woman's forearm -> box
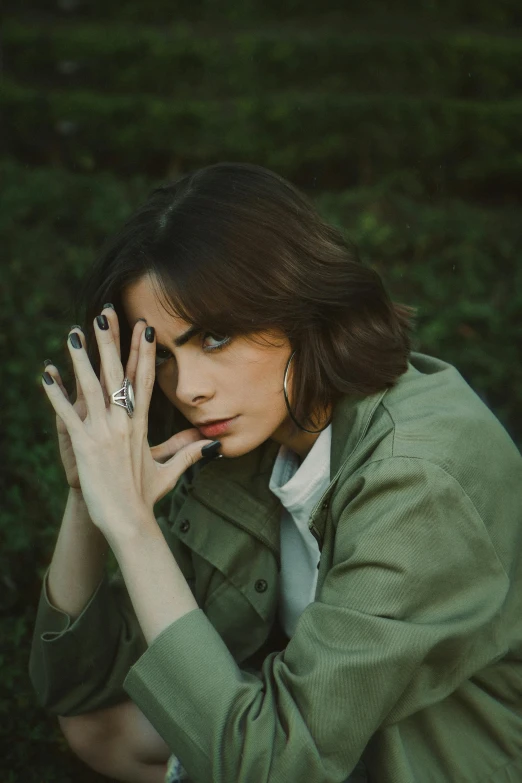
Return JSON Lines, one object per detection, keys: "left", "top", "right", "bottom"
{"left": 110, "top": 510, "right": 198, "bottom": 646}
{"left": 46, "top": 487, "right": 110, "bottom": 619}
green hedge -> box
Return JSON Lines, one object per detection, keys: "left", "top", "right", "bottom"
{"left": 5, "top": 0, "right": 522, "bottom": 25}
{"left": 4, "top": 21, "right": 522, "bottom": 100}
{"left": 2, "top": 79, "right": 522, "bottom": 195}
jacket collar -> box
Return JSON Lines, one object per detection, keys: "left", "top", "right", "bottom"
{"left": 329, "top": 389, "right": 387, "bottom": 480}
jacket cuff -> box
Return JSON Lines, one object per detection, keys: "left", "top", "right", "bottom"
{"left": 39, "top": 564, "right": 107, "bottom": 637}
{"left": 123, "top": 608, "right": 259, "bottom": 781}
{"left": 28, "top": 565, "right": 125, "bottom": 715}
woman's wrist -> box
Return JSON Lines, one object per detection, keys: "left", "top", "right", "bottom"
{"left": 68, "top": 485, "right": 85, "bottom": 503}
{"left": 67, "top": 486, "right": 96, "bottom": 525}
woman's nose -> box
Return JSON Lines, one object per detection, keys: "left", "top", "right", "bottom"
{"left": 174, "top": 363, "right": 213, "bottom": 405}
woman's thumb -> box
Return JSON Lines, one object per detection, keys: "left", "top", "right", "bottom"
{"left": 164, "top": 439, "right": 222, "bottom": 476}
{"left": 199, "top": 440, "right": 223, "bottom": 464}
{"left": 154, "top": 439, "right": 223, "bottom": 506}
{"left": 151, "top": 429, "right": 208, "bottom": 464}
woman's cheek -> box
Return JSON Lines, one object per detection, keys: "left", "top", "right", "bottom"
{"left": 156, "top": 366, "right": 178, "bottom": 404}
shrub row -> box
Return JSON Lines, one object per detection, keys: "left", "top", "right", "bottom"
{"left": 3, "top": 79, "right": 521, "bottom": 197}
{"left": 4, "top": 20, "right": 522, "bottom": 101}
{"left": 5, "top": 0, "right": 522, "bottom": 26}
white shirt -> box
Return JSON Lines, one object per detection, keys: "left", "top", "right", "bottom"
{"left": 268, "top": 424, "right": 332, "bottom": 638}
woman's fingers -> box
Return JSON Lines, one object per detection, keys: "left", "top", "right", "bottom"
{"left": 43, "top": 361, "right": 70, "bottom": 400}
{"left": 94, "top": 312, "right": 148, "bottom": 422}
{"left": 133, "top": 324, "right": 156, "bottom": 423}
{"left": 97, "top": 306, "right": 147, "bottom": 395}
{"left": 150, "top": 430, "right": 217, "bottom": 503}
{"left": 67, "top": 328, "right": 88, "bottom": 407}
{"left": 102, "top": 304, "right": 122, "bottom": 362}
{"left": 43, "top": 361, "right": 75, "bottom": 429}
{"left": 68, "top": 327, "right": 107, "bottom": 420}
{"left": 125, "top": 317, "right": 148, "bottom": 386}
{"left": 41, "top": 367, "right": 84, "bottom": 436}
{"left": 98, "top": 307, "right": 120, "bottom": 406}
{"left": 91, "top": 313, "right": 126, "bottom": 417}
{"left": 150, "top": 429, "right": 205, "bottom": 464}
{"left": 65, "top": 308, "right": 147, "bottom": 425}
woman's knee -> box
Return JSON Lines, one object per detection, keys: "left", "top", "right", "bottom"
{"left": 58, "top": 698, "right": 171, "bottom": 766}
{"left": 57, "top": 704, "right": 120, "bottom": 761}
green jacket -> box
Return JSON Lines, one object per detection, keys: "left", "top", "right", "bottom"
{"left": 29, "top": 351, "right": 522, "bottom": 783}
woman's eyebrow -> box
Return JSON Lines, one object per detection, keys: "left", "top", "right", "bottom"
{"left": 155, "top": 325, "right": 201, "bottom": 350}
{"left": 174, "top": 325, "right": 201, "bottom": 347}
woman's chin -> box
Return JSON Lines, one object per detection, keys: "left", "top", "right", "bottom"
{"left": 217, "top": 432, "right": 269, "bottom": 460}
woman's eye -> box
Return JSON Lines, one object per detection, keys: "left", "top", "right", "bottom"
{"left": 203, "top": 332, "right": 230, "bottom": 350}
{"left": 155, "top": 332, "right": 230, "bottom": 367}
{"left": 155, "top": 348, "right": 171, "bottom": 367}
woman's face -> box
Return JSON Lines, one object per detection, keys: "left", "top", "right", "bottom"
{"left": 121, "top": 275, "right": 307, "bottom": 459}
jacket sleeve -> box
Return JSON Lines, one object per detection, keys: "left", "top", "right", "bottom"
{"left": 28, "top": 474, "right": 196, "bottom": 717}
{"left": 122, "top": 457, "right": 510, "bottom": 783}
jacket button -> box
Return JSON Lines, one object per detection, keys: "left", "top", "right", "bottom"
{"left": 322, "top": 501, "right": 328, "bottom": 510}
{"left": 255, "top": 579, "right": 268, "bottom": 593}
{"left": 179, "top": 519, "right": 190, "bottom": 533}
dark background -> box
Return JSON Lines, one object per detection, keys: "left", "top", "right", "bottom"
{"left": 1, "top": 1, "right": 521, "bottom": 779}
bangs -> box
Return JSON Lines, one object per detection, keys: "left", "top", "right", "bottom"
{"left": 145, "top": 240, "right": 284, "bottom": 346}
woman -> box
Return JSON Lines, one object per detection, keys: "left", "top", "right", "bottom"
{"left": 30, "top": 162, "right": 522, "bottom": 783}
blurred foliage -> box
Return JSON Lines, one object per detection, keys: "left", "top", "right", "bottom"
{"left": 4, "top": 0, "right": 522, "bottom": 25}
{"left": 1, "top": 0, "right": 521, "bottom": 779}
{"left": 4, "top": 21, "right": 522, "bottom": 100}
{"left": 3, "top": 80, "right": 522, "bottom": 197}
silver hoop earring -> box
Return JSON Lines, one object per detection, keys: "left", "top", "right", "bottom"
{"left": 283, "top": 350, "right": 332, "bottom": 434}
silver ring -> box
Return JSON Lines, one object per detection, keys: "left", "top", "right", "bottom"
{"left": 110, "top": 377, "right": 135, "bottom": 418}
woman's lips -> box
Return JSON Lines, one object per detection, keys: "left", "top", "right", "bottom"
{"left": 198, "top": 416, "right": 238, "bottom": 438}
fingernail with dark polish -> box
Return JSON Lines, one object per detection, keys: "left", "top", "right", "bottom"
{"left": 43, "top": 359, "right": 53, "bottom": 368}
{"left": 201, "top": 441, "right": 222, "bottom": 459}
{"left": 70, "top": 332, "right": 82, "bottom": 349}
{"left": 96, "top": 314, "right": 109, "bottom": 330}
{"left": 102, "top": 302, "right": 114, "bottom": 310}
{"left": 42, "top": 372, "right": 54, "bottom": 385}
{"left": 145, "top": 326, "right": 155, "bottom": 343}
{"left": 70, "top": 324, "right": 83, "bottom": 332}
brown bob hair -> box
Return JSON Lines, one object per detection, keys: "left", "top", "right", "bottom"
{"left": 73, "top": 162, "right": 416, "bottom": 446}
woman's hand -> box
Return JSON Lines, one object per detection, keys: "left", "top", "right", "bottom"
{"left": 44, "top": 309, "right": 131, "bottom": 491}
{"left": 41, "top": 307, "right": 217, "bottom": 542}
{"left": 44, "top": 348, "right": 86, "bottom": 492}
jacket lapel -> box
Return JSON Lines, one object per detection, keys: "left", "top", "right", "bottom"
{"left": 190, "top": 437, "right": 282, "bottom": 564}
